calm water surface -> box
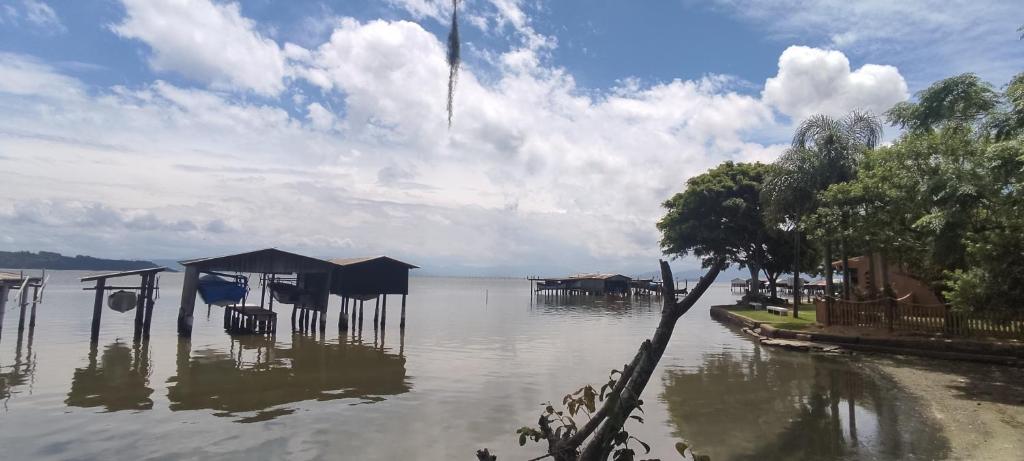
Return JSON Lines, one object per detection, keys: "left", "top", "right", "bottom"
{"left": 0, "top": 272, "right": 949, "bottom": 460}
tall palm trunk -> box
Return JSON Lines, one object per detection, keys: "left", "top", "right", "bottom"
{"left": 824, "top": 240, "right": 833, "bottom": 309}
{"left": 793, "top": 218, "right": 801, "bottom": 318}
{"left": 841, "top": 238, "right": 851, "bottom": 300}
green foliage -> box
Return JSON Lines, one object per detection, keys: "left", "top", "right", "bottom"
{"left": 658, "top": 161, "right": 771, "bottom": 269}
{"left": 887, "top": 74, "right": 998, "bottom": 133}
{"left": 515, "top": 369, "right": 677, "bottom": 460}
{"left": 815, "top": 72, "right": 1024, "bottom": 310}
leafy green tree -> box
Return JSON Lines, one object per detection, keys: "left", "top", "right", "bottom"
{"left": 763, "top": 112, "right": 882, "bottom": 313}
{"left": 812, "top": 72, "right": 1024, "bottom": 310}
{"left": 658, "top": 161, "right": 773, "bottom": 296}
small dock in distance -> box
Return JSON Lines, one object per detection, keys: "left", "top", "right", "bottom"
{"left": 527, "top": 274, "right": 667, "bottom": 297}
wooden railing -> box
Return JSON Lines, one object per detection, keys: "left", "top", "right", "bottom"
{"left": 821, "top": 298, "right": 1024, "bottom": 339}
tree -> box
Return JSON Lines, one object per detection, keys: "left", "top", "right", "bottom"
{"left": 763, "top": 112, "right": 882, "bottom": 313}
{"left": 657, "top": 161, "right": 772, "bottom": 299}
{"left": 810, "top": 72, "right": 1024, "bottom": 310}
{"left": 482, "top": 261, "right": 724, "bottom": 461}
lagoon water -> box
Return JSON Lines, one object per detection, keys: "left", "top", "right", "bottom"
{"left": 0, "top": 271, "right": 949, "bottom": 460}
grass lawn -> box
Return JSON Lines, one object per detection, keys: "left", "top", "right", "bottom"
{"left": 725, "top": 305, "right": 818, "bottom": 331}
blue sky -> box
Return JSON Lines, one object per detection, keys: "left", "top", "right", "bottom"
{"left": 0, "top": 0, "right": 1021, "bottom": 276}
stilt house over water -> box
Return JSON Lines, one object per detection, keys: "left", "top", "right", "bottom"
{"left": 175, "top": 249, "right": 417, "bottom": 337}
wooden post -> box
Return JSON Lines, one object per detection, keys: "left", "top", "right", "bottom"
{"left": 134, "top": 275, "right": 148, "bottom": 337}
{"left": 374, "top": 296, "right": 380, "bottom": 328}
{"left": 320, "top": 271, "right": 331, "bottom": 332}
{"left": 351, "top": 298, "right": 357, "bottom": 330}
{"left": 29, "top": 285, "right": 39, "bottom": 329}
{"left": 0, "top": 285, "right": 8, "bottom": 343}
{"left": 177, "top": 266, "right": 199, "bottom": 337}
{"left": 339, "top": 297, "right": 348, "bottom": 330}
{"left": 143, "top": 275, "right": 157, "bottom": 337}
{"left": 17, "top": 282, "right": 28, "bottom": 332}
{"left": 359, "top": 300, "right": 364, "bottom": 326}
{"left": 381, "top": 294, "right": 387, "bottom": 328}
{"left": 400, "top": 294, "right": 406, "bottom": 329}
{"left": 91, "top": 279, "right": 106, "bottom": 342}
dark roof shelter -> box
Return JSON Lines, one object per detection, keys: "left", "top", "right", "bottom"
{"left": 329, "top": 256, "right": 419, "bottom": 297}
{"left": 176, "top": 249, "right": 418, "bottom": 338}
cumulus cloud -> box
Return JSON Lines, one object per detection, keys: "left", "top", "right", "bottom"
{"left": 713, "top": 0, "right": 1023, "bottom": 85}
{"left": 112, "top": 0, "right": 292, "bottom": 96}
{"left": 0, "top": 10, "right": 911, "bottom": 273}
{"left": 0, "top": 0, "right": 64, "bottom": 33}
{"left": 763, "top": 45, "right": 908, "bottom": 120}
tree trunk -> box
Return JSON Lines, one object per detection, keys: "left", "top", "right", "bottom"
{"left": 748, "top": 264, "right": 760, "bottom": 299}
{"left": 841, "top": 238, "right": 851, "bottom": 300}
{"left": 879, "top": 252, "right": 892, "bottom": 297}
{"left": 867, "top": 250, "right": 878, "bottom": 297}
{"left": 824, "top": 240, "right": 833, "bottom": 311}
{"left": 577, "top": 259, "right": 724, "bottom": 460}
{"left": 793, "top": 220, "right": 801, "bottom": 318}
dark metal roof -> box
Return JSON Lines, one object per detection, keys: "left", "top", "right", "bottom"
{"left": 329, "top": 256, "right": 419, "bottom": 269}
{"left": 179, "top": 248, "right": 337, "bottom": 274}
{"left": 81, "top": 267, "right": 168, "bottom": 282}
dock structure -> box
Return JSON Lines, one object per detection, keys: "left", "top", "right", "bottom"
{"left": 529, "top": 274, "right": 638, "bottom": 296}
{"left": 81, "top": 267, "right": 167, "bottom": 343}
{"left": 175, "top": 249, "right": 417, "bottom": 338}
{"left": 329, "top": 256, "right": 418, "bottom": 331}
{"left": 1, "top": 271, "right": 46, "bottom": 338}
{"left": 178, "top": 249, "right": 336, "bottom": 337}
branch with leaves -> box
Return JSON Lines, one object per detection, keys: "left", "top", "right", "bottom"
{"left": 478, "top": 259, "right": 724, "bottom": 461}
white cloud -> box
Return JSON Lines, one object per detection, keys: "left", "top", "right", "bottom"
{"left": 763, "top": 45, "right": 908, "bottom": 120}
{"left": 0, "top": 52, "right": 83, "bottom": 99}
{"left": 0, "top": 11, "right": 911, "bottom": 274}
{"left": 0, "top": 0, "right": 64, "bottom": 33}
{"left": 112, "top": 0, "right": 291, "bottom": 96}
{"left": 306, "top": 102, "right": 337, "bottom": 130}
{"left": 713, "top": 0, "right": 1023, "bottom": 86}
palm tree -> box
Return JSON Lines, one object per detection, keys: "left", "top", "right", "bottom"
{"left": 763, "top": 111, "right": 882, "bottom": 315}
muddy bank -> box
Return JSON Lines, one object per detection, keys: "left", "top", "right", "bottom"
{"left": 877, "top": 357, "right": 1024, "bottom": 460}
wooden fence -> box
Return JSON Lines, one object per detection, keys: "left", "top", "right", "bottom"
{"left": 820, "top": 298, "right": 1024, "bottom": 339}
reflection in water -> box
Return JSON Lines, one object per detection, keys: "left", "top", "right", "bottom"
{"left": 1, "top": 326, "right": 37, "bottom": 407}
{"left": 531, "top": 292, "right": 658, "bottom": 316}
{"left": 65, "top": 341, "right": 154, "bottom": 411}
{"left": 660, "top": 347, "right": 950, "bottom": 460}
{"left": 167, "top": 332, "right": 410, "bottom": 422}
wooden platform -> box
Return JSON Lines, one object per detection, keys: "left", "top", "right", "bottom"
{"left": 224, "top": 304, "right": 277, "bottom": 335}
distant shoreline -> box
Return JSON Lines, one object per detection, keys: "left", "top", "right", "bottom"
{"left": 0, "top": 250, "right": 164, "bottom": 272}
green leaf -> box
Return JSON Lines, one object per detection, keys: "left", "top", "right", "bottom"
{"left": 675, "top": 442, "right": 689, "bottom": 455}
{"left": 629, "top": 415, "right": 644, "bottom": 424}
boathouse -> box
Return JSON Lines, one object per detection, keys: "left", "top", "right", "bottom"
{"left": 329, "top": 256, "right": 418, "bottom": 329}
{"left": 176, "top": 249, "right": 418, "bottom": 337}
{"left": 177, "top": 248, "right": 338, "bottom": 337}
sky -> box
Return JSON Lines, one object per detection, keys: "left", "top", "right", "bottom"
{"left": 0, "top": 0, "right": 1021, "bottom": 276}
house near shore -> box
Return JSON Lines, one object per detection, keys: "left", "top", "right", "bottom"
{"left": 832, "top": 255, "right": 941, "bottom": 304}
{"left": 569, "top": 274, "right": 631, "bottom": 295}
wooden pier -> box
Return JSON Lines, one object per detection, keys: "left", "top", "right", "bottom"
{"left": 1, "top": 270, "right": 47, "bottom": 338}
{"left": 175, "top": 249, "right": 417, "bottom": 338}
{"left": 81, "top": 267, "right": 167, "bottom": 343}
{"left": 528, "top": 274, "right": 666, "bottom": 297}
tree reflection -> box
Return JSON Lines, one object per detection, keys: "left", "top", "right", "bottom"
{"left": 167, "top": 333, "right": 410, "bottom": 422}
{"left": 660, "top": 347, "right": 949, "bottom": 460}
{"left": 65, "top": 341, "right": 153, "bottom": 411}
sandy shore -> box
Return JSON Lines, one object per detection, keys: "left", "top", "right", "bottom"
{"left": 876, "top": 356, "right": 1024, "bottom": 460}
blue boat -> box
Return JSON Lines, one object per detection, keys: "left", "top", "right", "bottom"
{"left": 197, "top": 274, "right": 247, "bottom": 306}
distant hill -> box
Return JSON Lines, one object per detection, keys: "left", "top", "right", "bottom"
{"left": 0, "top": 251, "right": 160, "bottom": 271}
